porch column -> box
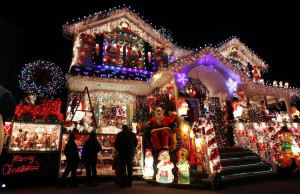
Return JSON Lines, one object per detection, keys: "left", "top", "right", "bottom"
{"left": 284, "top": 96, "right": 292, "bottom": 122}
{"left": 263, "top": 96, "right": 268, "bottom": 105}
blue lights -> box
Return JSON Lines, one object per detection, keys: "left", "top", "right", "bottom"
{"left": 69, "top": 65, "right": 153, "bottom": 81}
{"left": 101, "top": 65, "right": 152, "bottom": 75}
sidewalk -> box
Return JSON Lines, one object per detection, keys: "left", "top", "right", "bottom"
{"left": 1, "top": 179, "right": 300, "bottom": 194}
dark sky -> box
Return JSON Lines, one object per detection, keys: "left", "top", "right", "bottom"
{"left": 1, "top": 0, "right": 300, "bottom": 99}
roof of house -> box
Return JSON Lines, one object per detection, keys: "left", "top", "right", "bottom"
{"left": 64, "top": 6, "right": 300, "bottom": 99}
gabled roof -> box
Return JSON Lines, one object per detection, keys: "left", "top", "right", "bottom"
{"left": 216, "top": 37, "right": 269, "bottom": 71}
{"left": 167, "top": 47, "right": 252, "bottom": 83}
{"left": 63, "top": 7, "right": 193, "bottom": 60}
{"left": 64, "top": 7, "right": 300, "bottom": 99}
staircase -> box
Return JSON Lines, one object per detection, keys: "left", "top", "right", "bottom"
{"left": 218, "top": 146, "right": 277, "bottom": 187}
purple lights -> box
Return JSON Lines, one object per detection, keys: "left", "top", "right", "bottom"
{"left": 103, "top": 65, "right": 153, "bottom": 75}
{"left": 69, "top": 65, "right": 153, "bottom": 81}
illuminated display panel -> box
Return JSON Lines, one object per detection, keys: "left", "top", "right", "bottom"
{"left": 8, "top": 122, "right": 61, "bottom": 152}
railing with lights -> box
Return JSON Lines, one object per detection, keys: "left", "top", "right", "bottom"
{"left": 69, "top": 65, "right": 154, "bottom": 81}
{"left": 233, "top": 121, "right": 300, "bottom": 171}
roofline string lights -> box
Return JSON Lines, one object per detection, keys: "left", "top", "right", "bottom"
{"left": 62, "top": 6, "right": 194, "bottom": 52}
{"left": 64, "top": 6, "right": 300, "bottom": 102}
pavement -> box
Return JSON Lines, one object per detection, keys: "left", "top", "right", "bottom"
{"left": 1, "top": 178, "right": 300, "bottom": 194}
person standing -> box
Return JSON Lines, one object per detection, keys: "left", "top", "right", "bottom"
{"left": 112, "top": 150, "right": 121, "bottom": 185}
{"left": 0, "top": 85, "right": 16, "bottom": 122}
{"left": 81, "top": 131, "right": 102, "bottom": 186}
{"left": 0, "top": 85, "right": 16, "bottom": 155}
{"left": 59, "top": 133, "right": 80, "bottom": 187}
{"left": 114, "top": 125, "right": 138, "bottom": 188}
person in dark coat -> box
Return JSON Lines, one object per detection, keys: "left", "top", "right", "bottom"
{"left": 81, "top": 131, "right": 102, "bottom": 186}
{"left": 114, "top": 125, "right": 138, "bottom": 188}
{"left": 112, "top": 150, "right": 121, "bottom": 185}
{"left": 0, "top": 85, "right": 16, "bottom": 122}
{"left": 59, "top": 133, "right": 80, "bottom": 187}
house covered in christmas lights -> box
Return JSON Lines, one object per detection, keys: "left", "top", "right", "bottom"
{"left": 61, "top": 6, "right": 300, "bottom": 186}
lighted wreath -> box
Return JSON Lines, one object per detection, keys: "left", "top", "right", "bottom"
{"left": 18, "top": 60, "right": 66, "bottom": 98}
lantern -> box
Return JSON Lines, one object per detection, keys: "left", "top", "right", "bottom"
{"left": 178, "top": 99, "right": 188, "bottom": 116}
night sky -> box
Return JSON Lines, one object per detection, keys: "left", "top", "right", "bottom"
{"left": 1, "top": 0, "right": 299, "bottom": 103}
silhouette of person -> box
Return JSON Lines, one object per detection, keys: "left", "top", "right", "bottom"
{"left": 81, "top": 131, "right": 102, "bottom": 186}
{"left": 0, "top": 85, "right": 16, "bottom": 122}
{"left": 114, "top": 125, "right": 138, "bottom": 188}
{"left": 0, "top": 85, "right": 16, "bottom": 156}
{"left": 112, "top": 150, "right": 122, "bottom": 185}
{"left": 59, "top": 133, "right": 80, "bottom": 187}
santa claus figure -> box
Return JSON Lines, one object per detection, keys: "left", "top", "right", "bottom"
{"left": 147, "top": 107, "right": 177, "bottom": 150}
{"left": 143, "top": 149, "right": 154, "bottom": 180}
{"left": 156, "top": 150, "right": 174, "bottom": 183}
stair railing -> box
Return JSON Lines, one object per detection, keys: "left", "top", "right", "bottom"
{"left": 232, "top": 121, "right": 300, "bottom": 172}
{"left": 191, "top": 117, "right": 222, "bottom": 184}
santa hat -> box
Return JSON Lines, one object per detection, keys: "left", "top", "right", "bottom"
{"left": 158, "top": 150, "right": 168, "bottom": 158}
{"left": 145, "top": 149, "right": 152, "bottom": 157}
{"left": 63, "top": 120, "right": 73, "bottom": 127}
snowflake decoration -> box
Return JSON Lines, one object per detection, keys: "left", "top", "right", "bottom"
{"left": 176, "top": 73, "right": 188, "bottom": 86}
{"left": 226, "top": 78, "right": 237, "bottom": 92}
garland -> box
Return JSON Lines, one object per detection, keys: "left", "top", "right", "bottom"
{"left": 18, "top": 60, "right": 66, "bottom": 98}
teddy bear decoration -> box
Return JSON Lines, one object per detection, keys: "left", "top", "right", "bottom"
{"left": 176, "top": 147, "right": 190, "bottom": 184}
